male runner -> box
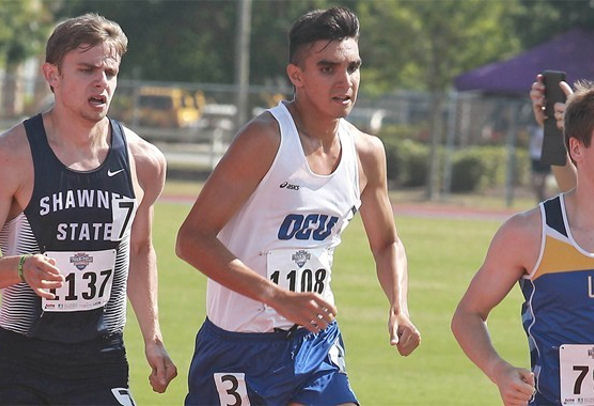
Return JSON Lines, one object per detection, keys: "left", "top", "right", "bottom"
{"left": 0, "top": 13, "right": 176, "bottom": 404}
{"left": 177, "top": 7, "right": 420, "bottom": 405}
{"left": 453, "top": 82, "right": 594, "bottom": 405}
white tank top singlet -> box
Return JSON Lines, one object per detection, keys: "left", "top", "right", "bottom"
{"left": 207, "top": 101, "right": 361, "bottom": 332}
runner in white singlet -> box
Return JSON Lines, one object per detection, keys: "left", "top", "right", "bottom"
{"left": 177, "top": 7, "right": 420, "bottom": 406}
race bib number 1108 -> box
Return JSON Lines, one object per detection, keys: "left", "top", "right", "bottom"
{"left": 267, "top": 247, "right": 332, "bottom": 300}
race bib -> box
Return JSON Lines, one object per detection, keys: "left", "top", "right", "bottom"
{"left": 42, "top": 249, "right": 116, "bottom": 312}
{"left": 266, "top": 247, "right": 333, "bottom": 303}
{"left": 560, "top": 344, "right": 594, "bottom": 405}
{"left": 214, "top": 373, "right": 250, "bottom": 406}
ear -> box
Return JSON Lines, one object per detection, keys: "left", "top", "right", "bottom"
{"left": 286, "top": 63, "right": 304, "bottom": 88}
{"left": 568, "top": 136, "right": 583, "bottom": 164}
{"left": 42, "top": 62, "right": 59, "bottom": 89}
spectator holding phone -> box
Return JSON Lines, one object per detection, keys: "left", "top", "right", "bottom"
{"left": 529, "top": 74, "right": 577, "bottom": 191}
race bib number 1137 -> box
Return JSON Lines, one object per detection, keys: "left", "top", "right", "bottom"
{"left": 42, "top": 249, "right": 116, "bottom": 312}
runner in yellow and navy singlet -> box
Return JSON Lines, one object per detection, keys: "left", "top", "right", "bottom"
{"left": 521, "top": 195, "right": 594, "bottom": 404}
{"left": 453, "top": 82, "right": 594, "bottom": 406}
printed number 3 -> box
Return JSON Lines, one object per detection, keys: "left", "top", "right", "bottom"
{"left": 214, "top": 373, "right": 250, "bottom": 406}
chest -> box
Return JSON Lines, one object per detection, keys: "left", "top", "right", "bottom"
{"left": 529, "top": 270, "right": 594, "bottom": 310}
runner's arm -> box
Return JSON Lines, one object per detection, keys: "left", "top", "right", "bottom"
{"left": 126, "top": 138, "right": 177, "bottom": 393}
{"left": 357, "top": 133, "right": 420, "bottom": 356}
{"left": 0, "top": 126, "right": 63, "bottom": 295}
{"left": 451, "top": 211, "right": 538, "bottom": 404}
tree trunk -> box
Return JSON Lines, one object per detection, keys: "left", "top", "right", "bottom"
{"left": 1, "top": 63, "right": 23, "bottom": 118}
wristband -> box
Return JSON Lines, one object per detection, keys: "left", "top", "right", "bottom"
{"left": 17, "top": 254, "right": 30, "bottom": 283}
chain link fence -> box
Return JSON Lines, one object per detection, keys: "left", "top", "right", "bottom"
{"left": 0, "top": 73, "right": 541, "bottom": 204}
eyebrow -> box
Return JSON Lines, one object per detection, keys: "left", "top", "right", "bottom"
{"left": 77, "top": 62, "right": 119, "bottom": 72}
{"left": 317, "top": 59, "right": 362, "bottom": 67}
{"left": 77, "top": 62, "right": 101, "bottom": 69}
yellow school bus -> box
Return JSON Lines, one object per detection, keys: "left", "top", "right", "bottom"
{"left": 136, "top": 86, "right": 204, "bottom": 128}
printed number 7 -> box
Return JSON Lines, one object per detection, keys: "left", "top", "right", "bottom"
{"left": 118, "top": 201, "right": 134, "bottom": 239}
{"left": 573, "top": 365, "right": 591, "bottom": 395}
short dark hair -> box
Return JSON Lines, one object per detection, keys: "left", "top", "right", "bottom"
{"left": 564, "top": 81, "right": 594, "bottom": 164}
{"left": 46, "top": 13, "right": 128, "bottom": 69}
{"left": 289, "top": 7, "right": 359, "bottom": 65}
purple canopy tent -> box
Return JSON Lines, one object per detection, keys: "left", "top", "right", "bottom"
{"left": 454, "top": 29, "right": 594, "bottom": 94}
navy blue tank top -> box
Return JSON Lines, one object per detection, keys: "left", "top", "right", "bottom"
{"left": 14, "top": 114, "right": 137, "bottom": 343}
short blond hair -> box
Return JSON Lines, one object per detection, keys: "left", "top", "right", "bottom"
{"left": 46, "top": 13, "right": 127, "bottom": 69}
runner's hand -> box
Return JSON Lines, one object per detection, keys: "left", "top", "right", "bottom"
{"left": 492, "top": 361, "right": 535, "bottom": 406}
{"left": 21, "top": 254, "right": 64, "bottom": 299}
{"left": 388, "top": 309, "right": 420, "bottom": 356}
{"left": 146, "top": 340, "right": 177, "bottom": 393}
{"left": 272, "top": 290, "right": 337, "bottom": 334}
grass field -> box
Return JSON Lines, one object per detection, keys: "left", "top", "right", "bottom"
{"left": 122, "top": 189, "right": 531, "bottom": 405}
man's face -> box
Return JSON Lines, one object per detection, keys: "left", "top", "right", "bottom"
{"left": 46, "top": 42, "right": 120, "bottom": 123}
{"left": 291, "top": 37, "right": 361, "bottom": 119}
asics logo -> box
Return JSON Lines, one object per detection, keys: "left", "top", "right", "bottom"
{"left": 107, "top": 168, "right": 125, "bottom": 177}
{"left": 280, "top": 181, "right": 300, "bottom": 190}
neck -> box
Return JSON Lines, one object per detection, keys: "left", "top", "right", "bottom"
{"left": 287, "top": 99, "right": 340, "bottom": 146}
{"left": 566, "top": 184, "right": 594, "bottom": 228}
{"left": 44, "top": 107, "right": 110, "bottom": 149}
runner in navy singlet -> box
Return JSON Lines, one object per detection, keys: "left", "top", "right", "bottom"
{"left": 0, "top": 13, "right": 176, "bottom": 404}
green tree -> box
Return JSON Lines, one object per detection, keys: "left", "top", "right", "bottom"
{"left": 249, "top": 0, "right": 336, "bottom": 88}
{"left": 0, "top": 0, "right": 52, "bottom": 116}
{"left": 513, "top": 0, "right": 594, "bottom": 49}
{"left": 55, "top": 0, "right": 237, "bottom": 83}
{"left": 55, "top": 0, "right": 356, "bottom": 86}
{"left": 358, "top": 0, "right": 522, "bottom": 199}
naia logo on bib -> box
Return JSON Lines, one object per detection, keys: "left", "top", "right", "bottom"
{"left": 69, "top": 252, "right": 93, "bottom": 270}
{"left": 292, "top": 250, "right": 311, "bottom": 267}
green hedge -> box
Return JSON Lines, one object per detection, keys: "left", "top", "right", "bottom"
{"left": 384, "top": 138, "right": 429, "bottom": 187}
{"left": 382, "top": 139, "right": 529, "bottom": 193}
{"left": 450, "top": 153, "right": 485, "bottom": 192}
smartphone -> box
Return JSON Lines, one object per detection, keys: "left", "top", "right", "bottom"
{"left": 541, "top": 70, "right": 567, "bottom": 165}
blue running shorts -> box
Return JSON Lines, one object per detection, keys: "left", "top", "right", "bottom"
{"left": 185, "top": 318, "right": 359, "bottom": 406}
